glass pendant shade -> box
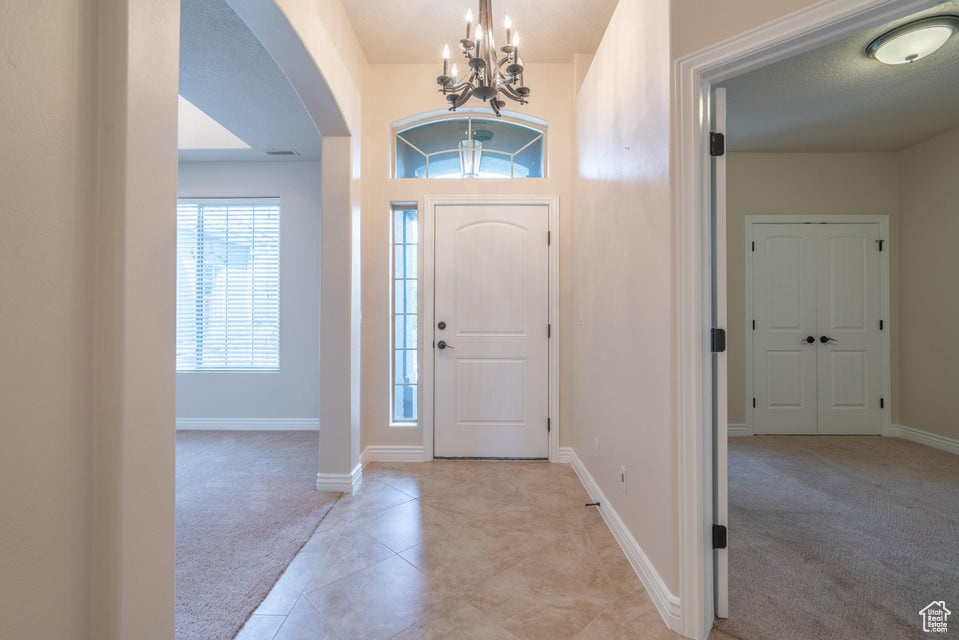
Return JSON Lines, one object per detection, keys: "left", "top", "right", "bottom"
{"left": 458, "top": 139, "right": 483, "bottom": 177}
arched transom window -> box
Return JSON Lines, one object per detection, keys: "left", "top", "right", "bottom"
{"left": 394, "top": 115, "right": 545, "bottom": 179}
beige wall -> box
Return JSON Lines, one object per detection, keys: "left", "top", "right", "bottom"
{"left": 574, "top": 0, "right": 677, "bottom": 591}
{"left": 360, "top": 63, "right": 575, "bottom": 450}
{"left": 897, "top": 127, "right": 959, "bottom": 441}
{"left": 725, "top": 153, "right": 900, "bottom": 426}
{"left": 671, "top": 0, "right": 819, "bottom": 57}
{"left": 0, "top": 2, "right": 99, "bottom": 636}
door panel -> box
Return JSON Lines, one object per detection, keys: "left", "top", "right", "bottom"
{"left": 434, "top": 204, "right": 549, "bottom": 458}
{"left": 817, "top": 224, "right": 881, "bottom": 434}
{"left": 752, "top": 224, "right": 818, "bottom": 435}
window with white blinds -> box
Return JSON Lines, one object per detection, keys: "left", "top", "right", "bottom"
{"left": 176, "top": 199, "right": 280, "bottom": 371}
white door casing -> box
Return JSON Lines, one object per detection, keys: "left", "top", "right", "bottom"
{"left": 421, "top": 196, "right": 559, "bottom": 461}
{"left": 748, "top": 219, "right": 887, "bottom": 436}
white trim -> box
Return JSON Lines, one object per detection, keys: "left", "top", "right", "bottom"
{"left": 891, "top": 425, "right": 959, "bottom": 455}
{"left": 674, "top": 2, "right": 935, "bottom": 638}
{"left": 568, "top": 450, "right": 681, "bottom": 632}
{"left": 421, "top": 195, "right": 561, "bottom": 462}
{"left": 316, "top": 463, "right": 363, "bottom": 494}
{"left": 361, "top": 446, "right": 426, "bottom": 464}
{"left": 175, "top": 418, "right": 319, "bottom": 431}
{"left": 556, "top": 447, "right": 573, "bottom": 463}
{"left": 743, "top": 215, "right": 891, "bottom": 437}
{"left": 727, "top": 424, "right": 749, "bottom": 437}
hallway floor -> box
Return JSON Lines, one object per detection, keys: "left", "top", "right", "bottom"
{"left": 235, "top": 460, "right": 694, "bottom": 640}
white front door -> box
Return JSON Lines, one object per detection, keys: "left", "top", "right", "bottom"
{"left": 751, "top": 222, "right": 883, "bottom": 435}
{"left": 433, "top": 203, "right": 550, "bottom": 458}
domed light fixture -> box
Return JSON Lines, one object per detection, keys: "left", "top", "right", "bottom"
{"left": 866, "top": 15, "right": 959, "bottom": 65}
{"left": 435, "top": 0, "right": 530, "bottom": 117}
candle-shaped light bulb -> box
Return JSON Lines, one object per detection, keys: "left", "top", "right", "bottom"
{"left": 442, "top": 44, "right": 450, "bottom": 75}
{"left": 505, "top": 15, "right": 512, "bottom": 45}
{"left": 475, "top": 24, "right": 483, "bottom": 57}
{"left": 451, "top": 63, "right": 459, "bottom": 78}
{"left": 465, "top": 8, "right": 473, "bottom": 39}
{"left": 512, "top": 31, "right": 520, "bottom": 61}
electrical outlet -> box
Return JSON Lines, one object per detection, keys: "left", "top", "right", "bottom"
{"left": 593, "top": 438, "right": 600, "bottom": 458}
{"left": 618, "top": 466, "right": 627, "bottom": 492}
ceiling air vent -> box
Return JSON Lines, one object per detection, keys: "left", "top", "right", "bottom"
{"left": 266, "top": 149, "right": 299, "bottom": 156}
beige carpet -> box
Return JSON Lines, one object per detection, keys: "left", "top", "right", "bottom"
{"left": 714, "top": 436, "right": 959, "bottom": 640}
{"left": 175, "top": 430, "right": 339, "bottom": 640}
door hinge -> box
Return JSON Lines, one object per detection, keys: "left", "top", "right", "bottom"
{"left": 547, "top": 417, "right": 551, "bottom": 432}
{"left": 880, "top": 398, "right": 885, "bottom": 409}
{"left": 752, "top": 319, "right": 755, "bottom": 331}
{"left": 753, "top": 397, "right": 756, "bottom": 409}
{"left": 751, "top": 241, "right": 755, "bottom": 252}
{"left": 547, "top": 324, "right": 551, "bottom": 338}
{"left": 876, "top": 239, "right": 884, "bottom": 252}
{"left": 880, "top": 319, "right": 884, "bottom": 331}
{"left": 710, "top": 328, "right": 726, "bottom": 353}
{"left": 547, "top": 230, "right": 551, "bottom": 245}
{"left": 710, "top": 132, "right": 726, "bottom": 157}
{"left": 713, "top": 524, "right": 728, "bottom": 549}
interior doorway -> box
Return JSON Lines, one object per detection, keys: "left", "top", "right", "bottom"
{"left": 676, "top": 1, "right": 949, "bottom": 637}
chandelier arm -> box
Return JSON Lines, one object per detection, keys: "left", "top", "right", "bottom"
{"left": 499, "top": 85, "right": 528, "bottom": 101}
{"left": 451, "top": 89, "right": 473, "bottom": 110}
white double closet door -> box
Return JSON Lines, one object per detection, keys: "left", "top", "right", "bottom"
{"left": 751, "top": 222, "right": 883, "bottom": 435}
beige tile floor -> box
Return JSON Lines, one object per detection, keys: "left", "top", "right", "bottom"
{"left": 236, "top": 461, "right": 710, "bottom": 640}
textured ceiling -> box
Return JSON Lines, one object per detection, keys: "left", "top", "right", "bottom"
{"left": 340, "top": 0, "right": 619, "bottom": 63}
{"left": 178, "top": 0, "right": 322, "bottom": 162}
{"left": 721, "top": 1, "right": 959, "bottom": 152}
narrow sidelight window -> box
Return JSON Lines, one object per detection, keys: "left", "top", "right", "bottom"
{"left": 391, "top": 205, "right": 418, "bottom": 423}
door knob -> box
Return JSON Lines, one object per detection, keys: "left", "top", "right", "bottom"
{"left": 437, "top": 340, "right": 454, "bottom": 350}
{"left": 437, "top": 321, "right": 446, "bottom": 330}
{"left": 804, "top": 336, "right": 816, "bottom": 344}
{"left": 820, "top": 336, "right": 837, "bottom": 344}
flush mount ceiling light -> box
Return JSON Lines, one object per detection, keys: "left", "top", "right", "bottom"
{"left": 866, "top": 15, "right": 959, "bottom": 65}
{"left": 435, "top": 0, "right": 530, "bottom": 117}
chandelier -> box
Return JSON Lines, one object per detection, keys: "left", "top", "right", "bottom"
{"left": 435, "top": 0, "right": 530, "bottom": 117}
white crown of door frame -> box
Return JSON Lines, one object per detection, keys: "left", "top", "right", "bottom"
{"left": 675, "top": 1, "right": 934, "bottom": 638}
{"left": 743, "top": 215, "right": 891, "bottom": 438}
{"left": 421, "top": 195, "right": 560, "bottom": 462}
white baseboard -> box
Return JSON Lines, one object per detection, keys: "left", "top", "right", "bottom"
{"left": 176, "top": 418, "right": 319, "bottom": 431}
{"left": 891, "top": 424, "right": 959, "bottom": 455}
{"left": 316, "top": 463, "right": 362, "bottom": 494}
{"left": 555, "top": 447, "right": 573, "bottom": 463}
{"left": 727, "top": 423, "right": 749, "bottom": 437}
{"left": 568, "top": 450, "right": 682, "bottom": 633}
{"left": 361, "top": 446, "right": 426, "bottom": 464}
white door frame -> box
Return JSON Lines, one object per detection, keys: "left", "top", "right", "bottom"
{"left": 421, "top": 195, "right": 560, "bottom": 462}
{"left": 674, "top": 1, "right": 933, "bottom": 637}
{"left": 744, "top": 216, "right": 891, "bottom": 437}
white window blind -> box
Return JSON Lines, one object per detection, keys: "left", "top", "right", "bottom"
{"left": 176, "top": 199, "right": 280, "bottom": 371}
